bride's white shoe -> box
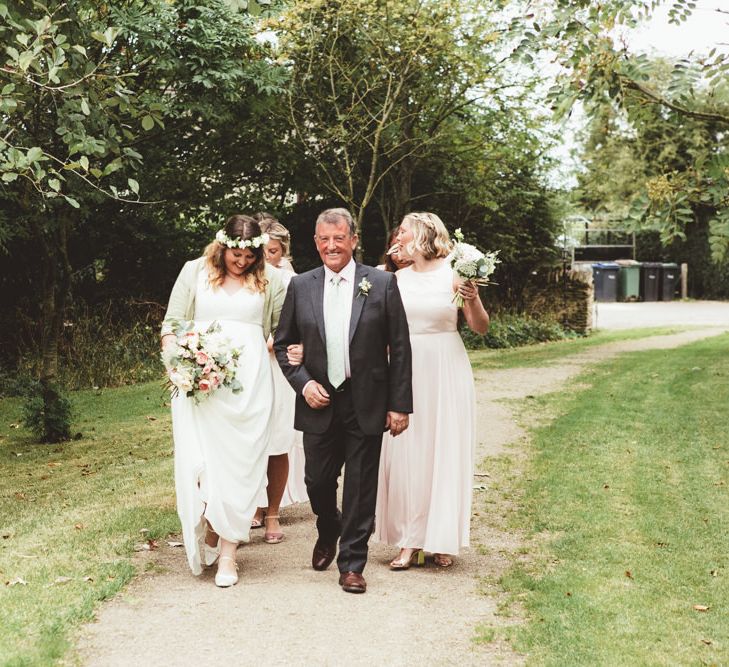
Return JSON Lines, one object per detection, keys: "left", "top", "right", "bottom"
{"left": 214, "top": 556, "right": 239, "bottom": 588}
{"left": 203, "top": 542, "right": 220, "bottom": 567}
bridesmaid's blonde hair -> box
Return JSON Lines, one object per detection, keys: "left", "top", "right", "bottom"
{"left": 256, "top": 214, "right": 293, "bottom": 265}
{"left": 401, "top": 212, "right": 452, "bottom": 260}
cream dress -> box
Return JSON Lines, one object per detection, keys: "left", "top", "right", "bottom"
{"left": 266, "top": 266, "right": 308, "bottom": 506}
{"left": 374, "top": 261, "right": 476, "bottom": 555}
{"left": 172, "top": 272, "right": 273, "bottom": 574}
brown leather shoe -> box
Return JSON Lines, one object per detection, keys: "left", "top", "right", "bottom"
{"left": 338, "top": 571, "right": 366, "bottom": 594}
{"left": 311, "top": 539, "right": 337, "bottom": 571}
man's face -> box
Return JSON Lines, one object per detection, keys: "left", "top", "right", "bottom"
{"left": 314, "top": 218, "right": 358, "bottom": 273}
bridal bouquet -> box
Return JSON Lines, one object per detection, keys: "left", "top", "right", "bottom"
{"left": 450, "top": 228, "right": 500, "bottom": 307}
{"left": 161, "top": 322, "right": 242, "bottom": 403}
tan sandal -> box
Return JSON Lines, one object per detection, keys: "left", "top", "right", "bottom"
{"left": 389, "top": 549, "right": 425, "bottom": 570}
{"left": 263, "top": 515, "right": 284, "bottom": 544}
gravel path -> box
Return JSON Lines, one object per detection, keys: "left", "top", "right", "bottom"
{"left": 75, "top": 327, "right": 727, "bottom": 667}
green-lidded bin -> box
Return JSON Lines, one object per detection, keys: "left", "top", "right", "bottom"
{"left": 616, "top": 260, "right": 640, "bottom": 302}
{"left": 661, "top": 262, "right": 680, "bottom": 301}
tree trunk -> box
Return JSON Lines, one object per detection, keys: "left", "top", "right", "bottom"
{"left": 30, "top": 210, "right": 73, "bottom": 442}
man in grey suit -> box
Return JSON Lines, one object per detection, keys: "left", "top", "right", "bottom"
{"left": 274, "top": 208, "right": 412, "bottom": 594}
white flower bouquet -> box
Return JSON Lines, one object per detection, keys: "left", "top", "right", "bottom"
{"left": 161, "top": 322, "right": 242, "bottom": 402}
{"left": 450, "top": 228, "right": 500, "bottom": 307}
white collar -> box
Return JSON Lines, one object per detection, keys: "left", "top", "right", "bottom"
{"left": 324, "top": 258, "right": 356, "bottom": 284}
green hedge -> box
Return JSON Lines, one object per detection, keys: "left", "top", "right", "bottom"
{"left": 461, "top": 313, "right": 574, "bottom": 349}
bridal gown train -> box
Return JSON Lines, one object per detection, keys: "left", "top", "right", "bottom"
{"left": 172, "top": 271, "right": 273, "bottom": 574}
{"left": 374, "top": 262, "right": 476, "bottom": 555}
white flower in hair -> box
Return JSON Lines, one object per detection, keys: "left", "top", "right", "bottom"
{"left": 216, "top": 229, "right": 270, "bottom": 249}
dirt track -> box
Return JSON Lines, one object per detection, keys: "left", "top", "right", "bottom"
{"left": 75, "top": 327, "right": 727, "bottom": 667}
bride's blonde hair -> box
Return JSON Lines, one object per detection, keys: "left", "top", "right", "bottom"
{"left": 401, "top": 212, "right": 452, "bottom": 260}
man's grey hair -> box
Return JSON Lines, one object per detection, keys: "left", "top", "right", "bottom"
{"left": 315, "top": 208, "right": 356, "bottom": 236}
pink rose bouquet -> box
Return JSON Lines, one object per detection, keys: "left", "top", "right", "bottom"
{"left": 161, "top": 321, "right": 242, "bottom": 403}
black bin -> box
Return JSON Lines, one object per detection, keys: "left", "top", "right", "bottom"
{"left": 660, "top": 263, "right": 679, "bottom": 301}
{"left": 592, "top": 262, "right": 619, "bottom": 302}
{"left": 640, "top": 262, "right": 661, "bottom": 302}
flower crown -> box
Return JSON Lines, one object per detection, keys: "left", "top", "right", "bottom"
{"left": 216, "top": 229, "right": 270, "bottom": 249}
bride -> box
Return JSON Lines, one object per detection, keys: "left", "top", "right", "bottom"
{"left": 161, "top": 215, "right": 285, "bottom": 586}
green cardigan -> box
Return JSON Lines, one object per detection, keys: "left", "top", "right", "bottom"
{"left": 161, "top": 257, "right": 285, "bottom": 340}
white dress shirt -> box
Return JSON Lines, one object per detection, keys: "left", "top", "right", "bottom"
{"left": 302, "top": 259, "right": 356, "bottom": 396}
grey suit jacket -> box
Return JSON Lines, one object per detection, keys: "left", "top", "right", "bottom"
{"left": 274, "top": 263, "right": 412, "bottom": 436}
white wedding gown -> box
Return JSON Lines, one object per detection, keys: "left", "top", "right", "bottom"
{"left": 172, "top": 272, "right": 273, "bottom": 574}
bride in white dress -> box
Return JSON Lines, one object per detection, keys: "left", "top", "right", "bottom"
{"left": 161, "top": 215, "right": 285, "bottom": 586}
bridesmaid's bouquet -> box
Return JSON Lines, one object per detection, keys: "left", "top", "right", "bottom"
{"left": 161, "top": 322, "right": 243, "bottom": 403}
{"left": 450, "top": 228, "right": 500, "bottom": 307}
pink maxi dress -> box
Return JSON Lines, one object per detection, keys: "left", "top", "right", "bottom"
{"left": 374, "top": 261, "right": 476, "bottom": 555}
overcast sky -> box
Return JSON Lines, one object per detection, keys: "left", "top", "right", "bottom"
{"left": 550, "top": 1, "right": 729, "bottom": 188}
{"left": 628, "top": 0, "right": 729, "bottom": 57}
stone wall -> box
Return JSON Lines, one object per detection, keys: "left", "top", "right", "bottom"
{"left": 521, "top": 269, "right": 593, "bottom": 334}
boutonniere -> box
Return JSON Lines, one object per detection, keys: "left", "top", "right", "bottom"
{"left": 357, "top": 277, "right": 372, "bottom": 298}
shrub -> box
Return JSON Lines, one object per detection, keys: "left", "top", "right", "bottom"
{"left": 461, "top": 313, "right": 574, "bottom": 350}
{"left": 6, "top": 301, "right": 162, "bottom": 394}
{"left": 21, "top": 380, "right": 73, "bottom": 443}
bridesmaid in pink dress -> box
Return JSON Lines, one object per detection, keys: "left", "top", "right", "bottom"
{"left": 374, "top": 212, "right": 489, "bottom": 569}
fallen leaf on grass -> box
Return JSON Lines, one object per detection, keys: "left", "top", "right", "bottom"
{"left": 7, "top": 577, "right": 27, "bottom": 586}
{"left": 9, "top": 423, "right": 20, "bottom": 429}
{"left": 52, "top": 576, "right": 72, "bottom": 586}
{"left": 625, "top": 570, "right": 633, "bottom": 579}
{"left": 693, "top": 604, "right": 710, "bottom": 612}
{"left": 11, "top": 452, "right": 22, "bottom": 457}
{"left": 47, "top": 462, "right": 62, "bottom": 468}
{"left": 133, "top": 539, "right": 159, "bottom": 552}
{"left": 701, "top": 639, "right": 713, "bottom": 646}
{"left": 710, "top": 569, "right": 718, "bottom": 577}
{"left": 14, "top": 492, "right": 26, "bottom": 501}
{"left": 166, "top": 541, "right": 184, "bottom": 548}
{"left": 74, "top": 523, "right": 84, "bottom": 530}
{"left": 83, "top": 576, "right": 94, "bottom": 582}
{"left": 139, "top": 528, "right": 150, "bottom": 535}
{"left": 145, "top": 415, "right": 157, "bottom": 421}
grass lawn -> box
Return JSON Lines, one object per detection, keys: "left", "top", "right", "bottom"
{"left": 468, "top": 326, "right": 689, "bottom": 370}
{"left": 492, "top": 333, "right": 729, "bottom": 665}
{"left": 0, "top": 382, "right": 178, "bottom": 667}
{"left": 0, "top": 325, "right": 716, "bottom": 666}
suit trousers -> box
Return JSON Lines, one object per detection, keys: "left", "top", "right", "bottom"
{"left": 302, "top": 383, "right": 383, "bottom": 574}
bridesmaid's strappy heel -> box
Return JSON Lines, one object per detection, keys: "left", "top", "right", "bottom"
{"left": 214, "top": 556, "right": 239, "bottom": 587}
{"left": 263, "top": 515, "right": 284, "bottom": 544}
{"left": 389, "top": 549, "right": 424, "bottom": 570}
